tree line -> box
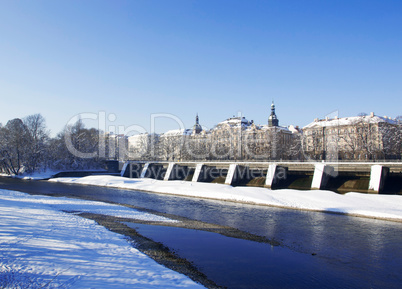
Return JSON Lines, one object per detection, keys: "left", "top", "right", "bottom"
{"left": 0, "top": 114, "right": 104, "bottom": 175}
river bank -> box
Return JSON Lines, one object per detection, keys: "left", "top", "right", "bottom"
{"left": 48, "top": 175, "right": 402, "bottom": 222}
{"left": 2, "top": 177, "right": 402, "bottom": 288}
{"left": 0, "top": 187, "right": 280, "bottom": 289}
{"left": 0, "top": 189, "right": 206, "bottom": 288}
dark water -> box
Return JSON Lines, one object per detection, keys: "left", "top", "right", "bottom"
{"left": 126, "top": 223, "right": 364, "bottom": 289}
{"left": 1, "top": 177, "right": 402, "bottom": 288}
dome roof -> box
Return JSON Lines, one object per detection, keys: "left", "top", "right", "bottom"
{"left": 193, "top": 123, "right": 202, "bottom": 133}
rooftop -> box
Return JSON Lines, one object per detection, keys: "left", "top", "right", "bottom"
{"left": 304, "top": 113, "right": 397, "bottom": 129}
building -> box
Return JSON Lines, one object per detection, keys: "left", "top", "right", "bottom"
{"left": 193, "top": 113, "right": 203, "bottom": 134}
{"left": 102, "top": 132, "right": 128, "bottom": 161}
{"left": 268, "top": 101, "right": 279, "bottom": 127}
{"left": 127, "top": 108, "right": 400, "bottom": 162}
{"left": 302, "top": 112, "right": 399, "bottom": 160}
{"left": 127, "top": 103, "right": 301, "bottom": 161}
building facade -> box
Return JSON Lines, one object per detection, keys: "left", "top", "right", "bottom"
{"left": 128, "top": 103, "right": 301, "bottom": 161}
{"left": 127, "top": 109, "right": 400, "bottom": 162}
{"left": 302, "top": 112, "right": 400, "bottom": 160}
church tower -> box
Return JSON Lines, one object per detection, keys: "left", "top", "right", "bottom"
{"left": 268, "top": 101, "right": 279, "bottom": 127}
{"left": 193, "top": 113, "right": 202, "bottom": 134}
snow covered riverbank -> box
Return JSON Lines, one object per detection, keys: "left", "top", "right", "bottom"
{"left": 0, "top": 189, "right": 203, "bottom": 288}
{"left": 49, "top": 175, "right": 402, "bottom": 221}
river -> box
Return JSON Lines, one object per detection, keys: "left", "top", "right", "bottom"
{"left": 1, "top": 176, "right": 401, "bottom": 288}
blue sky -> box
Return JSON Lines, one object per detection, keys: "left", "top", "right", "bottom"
{"left": 1, "top": 0, "right": 401, "bottom": 135}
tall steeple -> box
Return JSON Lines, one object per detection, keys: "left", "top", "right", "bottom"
{"left": 268, "top": 101, "right": 279, "bottom": 127}
{"left": 193, "top": 113, "right": 202, "bottom": 134}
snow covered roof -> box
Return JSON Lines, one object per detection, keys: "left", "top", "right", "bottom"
{"left": 259, "top": 125, "right": 291, "bottom": 132}
{"left": 161, "top": 129, "right": 193, "bottom": 137}
{"left": 303, "top": 114, "right": 396, "bottom": 129}
{"left": 213, "top": 117, "right": 252, "bottom": 130}
{"left": 127, "top": 133, "right": 148, "bottom": 141}
{"left": 288, "top": 125, "right": 301, "bottom": 133}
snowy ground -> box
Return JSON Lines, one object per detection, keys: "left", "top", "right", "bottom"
{"left": 49, "top": 175, "right": 402, "bottom": 221}
{"left": 0, "top": 189, "right": 203, "bottom": 288}
{"left": 0, "top": 170, "right": 60, "bottom": 180}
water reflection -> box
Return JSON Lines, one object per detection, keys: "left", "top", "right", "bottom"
{"left": 127, "top": 223, "right": 338, "bottom": 289}
{"left": 126, "top": 222, "right": 399, "bottom": 289}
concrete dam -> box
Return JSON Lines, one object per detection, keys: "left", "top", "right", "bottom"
{"left": 118, "top": 161, "right": 402, "bottom": 194}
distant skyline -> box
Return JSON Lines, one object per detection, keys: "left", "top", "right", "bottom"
{"left": 1, "top": 0, "right": 401, "bottom": 136}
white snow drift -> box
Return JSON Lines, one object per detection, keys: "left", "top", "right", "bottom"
{"left": 0, "top": 189, "right": 202, "bottom": 288}
{"left": 50, "top": 175, "right": 402, "bottom": 221}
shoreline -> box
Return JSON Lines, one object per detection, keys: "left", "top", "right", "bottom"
{"left": 75, "top": 212, "right": 224, "bottom": 289}
{"left": 65, "top": 181, "right": 402, "bottom": 223}
{"left": 0, "top": 189, "right": 205, "bottom": 288}
{"left": 48, "top": 175, "right": 402, "bottom": 223}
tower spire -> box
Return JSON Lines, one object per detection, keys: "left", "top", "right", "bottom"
{"left": 193, "top": 113, "right": 202, "bottom": 134}
{"left": 268, "top": 101, "right": 279, "bottom": 127}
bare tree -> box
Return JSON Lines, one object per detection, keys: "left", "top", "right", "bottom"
{"left": 338, "top": 116, "right": 378, "bottom": 160}
{"left": 0, "top": 118, "right": 29, "bottom": 174}
{"left": 379, "top": 117, "right": 402, "bottom": 159}
{"left": 157, "top": 133, "right": 185, "bottom": 161}
{"left": 23, "top": 114, "right": 49, "bottom": 172}
{"left": 128, "top": 133, "right": 152, "bottom": 160}
{"left": 209, "top": 130, "right": 232, "bottom": 160}
{"left": 49, "top": 120, "right": 103, "bottom": 170}
{"left": 243, "top": 130, "right": 271, "bottom": 160}
{"left": 339, "top": 125, "right": 361, "bottom": 159}
{"left": 285, "top": 132, "right": 303, "bottom": 160}
{"left": 183, "top": 133, "right": 211, "bottom": 161}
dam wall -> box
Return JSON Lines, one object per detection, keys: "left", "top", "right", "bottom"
{"left": 120, "top": 161, "right": 402, "bottom": 194}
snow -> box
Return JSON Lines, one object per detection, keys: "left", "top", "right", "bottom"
{"left": 211, "top": 116, "right": 292, "bottom": 133}
{"left": 304, "top": 114, "right": 396, "bottom": 129}
{"left": 19, "top": 170, "right": 61, "bottom": 180}
{"left": 259, "top": 124, "right": 290, "bottom": 132}
{"left": 2, "top": 175, "right": 401, "bottom": 288}
{"left": 48, "top": 175, "right": 402, "bottom": 221}
{"left": 0, "top": 189, "right": 202, "bottom": 288}
{"left": 0, "top": 171, "right": 58, "bottom": 180}
{"left": 217, "top": 116, "right": 251, "bottom": 127}
{"left": 161, "top": 129, "right": 193, "bottom": 136}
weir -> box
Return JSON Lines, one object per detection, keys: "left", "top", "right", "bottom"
{"left": 264, "top": 164, "right": 288, "bottom": 189}
{"left": 120, "top": 161, "right": 402, "bottom": 194}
